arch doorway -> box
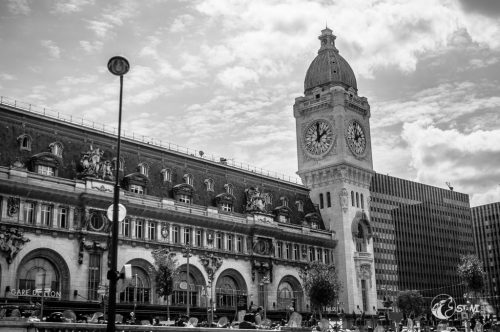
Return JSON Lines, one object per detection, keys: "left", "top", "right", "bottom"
{"left": 277, "top": 276, "right": 303, "bottom": 311}
{"left": 172, "top": 264, "right": 206, "bottom": 307}
{"left": 215, "top": 269, "right": 247, "bottom": 310}
{"left": 119, "top": 259, "right": 154, "bottom": 304}
{"left": 15, "top": 248, "right": 70, "bottom": 300}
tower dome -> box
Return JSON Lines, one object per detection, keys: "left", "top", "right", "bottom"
{"left": 304, "top": 28, "right": 357, "bottom": 95}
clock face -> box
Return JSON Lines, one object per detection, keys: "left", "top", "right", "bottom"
{"left": 303, "top": 120, "right": 334, "bottom": 155}
{"left": 346, "top": 120, "right": 366, "bottom": 156}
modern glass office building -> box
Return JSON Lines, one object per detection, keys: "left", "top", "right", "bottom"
{"left": 370, "top": 173, "right": 474, "bottom": 307}
{"left": 471, "top": 202, "right": 500, "bottom": 315}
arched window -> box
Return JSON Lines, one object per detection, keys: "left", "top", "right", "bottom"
{"left": 277, "top": 281, "right": 294, "bottom": 310}
{"left": 17, "top": 134, "right": 32, "bottom": 151}
{"left": 356, "top": 192, "right": 360, "bottom": 208}
{"left": 172, "top": 271, "right": 198, "bottom": 307}
{"left": 162, "top": 168, "right": 172, "bottom": 182}
{"left": 17, "top": 258, "right": 60, "bottom": 298}
{"left": 326, "top": 192, "right": 331, "bottom": 208}
{"left": 49, "top": 142, "right": 63, "bottom": 157}
{"left": 113, "top": 157, "right": 124, "bottom": 171}
{"left": 360, "top": 193, "right": 364, "bottom": 209}
{"left": 225, "top": 183, "right": 233, "bottom": 195}
{"left": 319, "top": 193, "right": 324, "bottom": 209}
{"left": 205, "top": 178, "right": 214, "bottom": 191}
{"left": 138, "top": 163, "right": 149, "bottom": 177}
{"left": 215, "top": 276, "right": 240, "bottom": 309}
{"left": 295, "top": 200, "right": 304, "bottom": 212}
{"left": 184, "top": 173, "right": 193, "bottom": 186}
{"left": 356, "top": 223, "right": 367, "bottom": 252}
{"left": 351, "top": 191, "right": 355, "bottom": 207}
{"left": 119, "top": 266, "right": 151, "bottom": 304}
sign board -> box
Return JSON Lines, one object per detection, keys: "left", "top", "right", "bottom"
{"left": 179, "top": 281, "right": 188, "bottom": 290}
{"left": 106, "top": 203, "right": 127, "bottom": 222}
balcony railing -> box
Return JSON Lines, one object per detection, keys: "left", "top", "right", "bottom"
{"left": 0, "top": 96, "right": 302, "bottom": 184}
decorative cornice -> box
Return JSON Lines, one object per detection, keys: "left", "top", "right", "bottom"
{"left": 298, "top": 164, "right": 373, "bottom": 188}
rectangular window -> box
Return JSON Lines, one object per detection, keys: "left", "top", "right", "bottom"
{"left": 277, "top": 242, "right": 283, "bottom": 258}
{"left": 324, "top": 249, "right": 330, "bottom": 264}
{"left": 147, "top": 221, "right": 156, "bottom": 240}
{"left": 319, "top": 193, "right": 324, "bottom": 209}
{"left": 121, "top": 218, "right": 130, "bottom": 237}
{"left": 173, "top": 226, "right": 179, "bottom": 244}
{"left": 316, "top": 248, "right": 323, "bottom": 262}
{"left": 221, "top": 203, "right": 232, "bottom": 212}
{"left": 58, "top": 207, "right": 68, "bottom": 228}
{"left": 88, "top": 253, "right": 101, "bottom": 301}
{"left": 37, "top": 165, "right": 54, "bottom": 176}
{"left": 293, "top": 244, "right": 299, "bottom": 260}
{"left": 327, "top": 192, "right": 331, "bottom": 207}
{"left": 237, "top": 236, "right": 243, "bottom": 253}
{"left": 130, "top": 184, "right": 144, "bottom": 194}
{"left": 183, "top": 227, "right": 191, "bottom": 245}
{"left": 216, "top": 233, "right": 223, "bottom": 249}
{"left": 285, "top": 244, "right": 291, "bottom": 259}
{"left": 41, "top": 204, "right": 52, "bottom": 227}
{"left": 309, "top": 247, "right": 315, "bottom": 261}
{"left": 135, "top": 219, "right": 144, "bottom": 239}
{"left": 195, "top": 229, "right": 202, "bottom": 247}
{"left": 178, "top": 195, "right": 191, "bottom": 204}
{"left": 227, "top": 234, "right": 233, "bottom": 252}
{"left": 24, "top": 202, "right": 35, "bottom": 224}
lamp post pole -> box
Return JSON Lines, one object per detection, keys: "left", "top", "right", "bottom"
{"left": 182, "top": 244, "right": 192, "bottom": 317}
{"left": 106, "top": 56, "right": 130, "bottom": 332}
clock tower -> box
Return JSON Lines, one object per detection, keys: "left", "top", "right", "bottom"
{"left": 294, "top": 28, "right": 377, "bottom": 315}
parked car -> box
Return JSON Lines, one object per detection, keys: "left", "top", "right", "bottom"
{"left": 45, "top": 312, "right": 65, "bottom": 322}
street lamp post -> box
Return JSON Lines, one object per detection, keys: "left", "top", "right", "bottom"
{"left": 106, "top": 55, "right": 130, "bottom": 332}
{"left": 182, "top": 245, "right": 192, "bottom": 317}
{"left": 262, "top": 275, "right": 270, "bottom": 321}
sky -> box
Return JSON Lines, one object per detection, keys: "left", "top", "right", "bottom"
{"left": 1, "top": 0, "right": 500, "bottom": 207}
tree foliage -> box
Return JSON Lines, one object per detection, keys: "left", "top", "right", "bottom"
{"left": 151, "top": 249, "right": 179, "bottom": 300}
{"left": 396, "top": 290, "right": 425, "bottom": 317}
{"left": 299, "top": 261, "right": 342, "bottom": 316}
{"left": 457, "top": 254, "right": 485, "bottom": 293}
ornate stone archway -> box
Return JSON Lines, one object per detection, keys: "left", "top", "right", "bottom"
{"left": 277, "top": 275, "right": 304, "bottom": 311}
{"left": 16, "top": 248, "right": 71, "bottom": 300}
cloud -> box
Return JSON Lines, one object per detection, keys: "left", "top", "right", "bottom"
{"left": 0, "top": 73, "right": 16, "bottom": 81}
{"left": 401, "top": 121, "right": 500, "bottom": 207}
{"left": 52, "top": 0, "right": 94, "bottom": 14}
{"left": 79, "top": 40, "right": 103, "bottom": 53}
{"left": 85, "top": 19, "right": 114, "bottom": 38}
{"left": 169, "top": 14, "right": 195, "bottom": 33}
{"left": 40, "top": 40, "right": 61, "bottom": 59}
{"left": 217, "top": 66, "right": 259, "bottom": 89}
{"left": 7, "top": 0, "right": 30, "bottom": 15}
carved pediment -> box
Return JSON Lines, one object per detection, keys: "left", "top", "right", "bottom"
{"left": 79, "top": 145, "right": 114, "bottom": 181}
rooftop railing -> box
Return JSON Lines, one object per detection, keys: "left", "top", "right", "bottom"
{"left": 0, "top": 96, "right": 302, "bottom": 185}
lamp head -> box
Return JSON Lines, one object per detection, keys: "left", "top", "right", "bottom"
{"left": 108, "top": 56, "right": 130, "bottom": 76}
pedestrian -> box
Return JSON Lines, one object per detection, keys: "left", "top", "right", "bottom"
{"left": 255, "top": 306, "right": 263, "bottom": 327}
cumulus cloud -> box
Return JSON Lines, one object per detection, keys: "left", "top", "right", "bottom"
{"left": 41, "top": 40, "right": 61, "bottom": 59}
{"left": 217, "top": 66, "right": 259, "bottom": 89}
{"left": 401, "top": 120, "right": 500, "bottom": 206}
{"left": 169, "top": 14, "right": 195, "bottom": 33}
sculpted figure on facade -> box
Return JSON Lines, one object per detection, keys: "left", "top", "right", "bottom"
{"left": 79, "top": 145, "right": 113, "bottom": 180}
{"left": 0, "top": 228, "right": 30, "bottom": 264}
{"left": 340, "top": 188, "right": 349, "bottom": 213}
{"left": 199, "top": 253, "right": 223, "bottom": 283}
{"left": 7, "top": 197, "right": 20, "bottom": 217}
{"left": 245, "top": 187, "right": 267, "bottom": 213}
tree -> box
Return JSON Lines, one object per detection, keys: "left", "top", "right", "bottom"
{"left": 299, "top": 261, "right": 342, "bottom": 319}
{"left": 396, "top": 290, "right": 425, "bottom": 317}
{"left": 151, "top": 248, "right": 179, "bottom": 321}
{"left": 457, "top": 254, "right": 485, "bottom": 300}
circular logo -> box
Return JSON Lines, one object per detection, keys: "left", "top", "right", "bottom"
{"left": 431, "top": 294, "right": 456, "bottom": 320}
